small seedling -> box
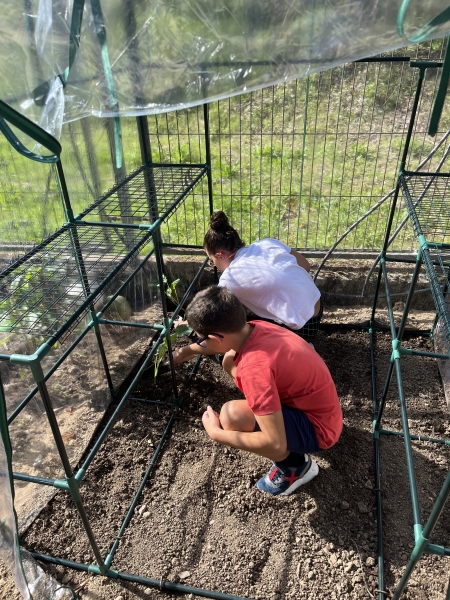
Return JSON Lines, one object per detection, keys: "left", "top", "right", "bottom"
{"left": 153, "top": 277, "right": 192, "bottom": 377}
{"left": 163, "top": 274, "right": 180, "bottom": 305}
{"left": 153, "top": 323, "right": 192, "bottom": 378}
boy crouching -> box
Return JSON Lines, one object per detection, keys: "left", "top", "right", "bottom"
{"left": 185, "top": 285, "right": 342, "bottom": 496}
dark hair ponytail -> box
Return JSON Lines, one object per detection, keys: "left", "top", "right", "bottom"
{"left": 203, "top": 211, "right": 245, "bottom": 255}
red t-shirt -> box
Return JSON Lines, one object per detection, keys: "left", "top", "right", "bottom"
{"left": 234, "top": 321, "right": 342, "bottom": 449}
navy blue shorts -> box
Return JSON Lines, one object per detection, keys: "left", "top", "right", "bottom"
{"left": 254, "top": 404, "right": 322, "bottom": 455}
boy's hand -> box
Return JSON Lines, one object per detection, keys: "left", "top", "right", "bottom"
{"left": 173, "top": 345, "right": 196, "bottom": 365}
{"left": 202, "top": 405, "right": 221, "bottom": 439}
{"left": 173, "top": 317, "right": 188, "bottom": 329}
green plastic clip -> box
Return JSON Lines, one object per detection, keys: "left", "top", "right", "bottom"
{"left": 391, "top": 339, "right": 401, "bottom": 361}
{"left": 373, "top": 420, "right": 380, "bottom": 439}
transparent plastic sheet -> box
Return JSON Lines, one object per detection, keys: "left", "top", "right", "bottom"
{"left": 434, "top": 317, "right": 450, "bottom": 414}
{"left": 20, "top": 548, "right": 74, "bottom": 599}
{"left": 0, "top": 111, "right": 145, "bottom": 253}
{"left": 1, "top": 326, "right": 109, "bottom": 530}
{"left": 94, "top": 245, "right": 162, "bottom": 390}
{"left": 0, "top": 377, "right": 30, "bottom": 599}
{"left": 1, "top": 235, "right": 160, "bottom": 524}
{"left": 2, "top": 380, "right": 73, "bottom": 599}
{"left": 1, "top": 1, "right": 450, "bottom": 142}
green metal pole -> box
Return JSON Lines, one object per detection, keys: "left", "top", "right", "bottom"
{"left": 373, "top": 259, "right": 398, "bottom": 428}
{"left": 91, "top": 317, "right": 115, "bottom": 396}
{"left": 396, "top": 250, "right": 423, "bottom": 341}
{"left": 203, "top": 102, "right": 215, "bottom": 217}
{"left": 152, "top": 226, "right": 179, "bottom": 395}
{"left": 7, "top": 323, "right": 93, "bottom": 424}
{"left": 75, "top": 329, "right": 167, "bottom": 478}
{"left": 35, "top": 377, "right": 105, "bottom": 572}
{"left": 104, "top": 412, "right": 176, "bottom": 568}
{"left": 56, "top": 160, "right": 115, "bottom": 394}
{"left": 428, "top": 38, "right": 450, "bottom": 136}
{"left": 379, "top": 429, "right": 450, "bottom": 446}
{"left": 12, "top": 473, "right": 58, "bottom": 486}
{"left": 392, "top": 471, "right": 450, "bottom": 600}
{"left": 370, "top": 327, "right": 386, "bottom": 600}
{"left": 168, "top": 255, "right": 210, "bottom": 323}
{"left": 30, "top": 551, "right": 254, "bottom": 600}
{"left": 375, "top": 360, "right": 394, "bottom": 429}
{"left": 392, "top": 358, "right": 422, "bottom": 527}
{"left": 202, "top": 96, "right": 218, "bottom": 283}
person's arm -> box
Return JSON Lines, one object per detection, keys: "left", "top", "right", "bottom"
{"left": 172, "top": 343, "right": 216, "bottom": 365}
{"left": 222, "top": 349, "right": 237, "bottom": 380}
{"left": 202, "top": 406, "right": 288, "bottom": 461}
{"left": 290, "top": 248, "right": 311, "bottom": 272}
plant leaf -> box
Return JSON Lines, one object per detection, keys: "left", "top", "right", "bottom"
{"left": 174, "top": 323, "right": 192, "bottom": 337}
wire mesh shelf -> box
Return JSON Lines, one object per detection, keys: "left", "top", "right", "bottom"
{"left": 401, "top": 171, "right": 450, "bottom": 352}
{"left": 0, "top": 224, "right": 153, "bottom": 341}
{"left": 400, "top": 172, "right": 450, "bottom": 244}
{"left": 77, "top": 163, "right": 208, "bottom": 226}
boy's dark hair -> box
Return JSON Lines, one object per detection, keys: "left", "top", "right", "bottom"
{"left": 186, "top": 286, "right": 247, "bottom": 336}
{"left": 203, "top": 211, "right": 245, "bottom": 255}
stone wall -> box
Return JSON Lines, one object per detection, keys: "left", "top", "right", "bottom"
{"left": 161, "top": 255, "right": 435, "bottom": 311}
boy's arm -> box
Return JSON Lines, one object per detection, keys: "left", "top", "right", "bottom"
{"left": 290, "top": 248, "right": 311, "bottom": 273}
{"left": 172, "top": 343, "right": 216, "bottom": 365}
{"left": 222, "top": 349, "right": 237, "bottom": 380}
{"left": 202, "top": 407, "right": 288, "bottom": 461}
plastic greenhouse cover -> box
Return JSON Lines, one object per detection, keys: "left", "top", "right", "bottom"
{"left": 0, "top": 380, "right": 30, "bottom": 600}
{"left": 1, "top": 1, "right": 450, "bottom": 143}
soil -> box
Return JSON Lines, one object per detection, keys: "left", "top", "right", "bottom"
{"left": 1, "top": 302, "right": 163, "bottom": 530}
{"left": 2, "top": 306, "right": 450, "bottom": 600}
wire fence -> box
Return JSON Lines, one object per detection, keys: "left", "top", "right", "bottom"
{"left": 0, "top": 38, "right": 449, "bottom": 256}
{"left": 149, "top": 39, "right": 450, "bottom": 251}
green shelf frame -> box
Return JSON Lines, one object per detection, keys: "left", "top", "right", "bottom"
{"left": 370, "top": 62, "right": 450, "bottom": 600}
{"left": 76, "top": 163, "right": 208, "bottom": 227}
{"left": 0, "top": 98, "right": 249, "bottom": 599}
{"left": 0, "top": 223, "right": 153, "bottom": 340}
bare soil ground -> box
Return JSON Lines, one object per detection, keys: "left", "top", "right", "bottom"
{"left": 2, "top": 306, "right": 450, "bottom": 600}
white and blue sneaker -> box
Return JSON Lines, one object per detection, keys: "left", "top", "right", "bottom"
{"left": 256, "top": 455, "right": 319, "bottom": 496}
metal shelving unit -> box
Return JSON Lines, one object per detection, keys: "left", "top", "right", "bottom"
{"left": 77, "top": 163, "right": 208, "bottom": 226}
{"left": 0, "top": 101, "right": 246, "bottom": 600}
{"left": 370, "top": 62, "right": 450, "bottom": 600}
{"left": 400, "top": 172, "right": 450, "bottom": 350}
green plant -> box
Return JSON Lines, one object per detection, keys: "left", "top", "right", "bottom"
{"left": 153, "top": 322, "right": 191, "bottom": 378}
{"left": 163, "top": 274, "right": 180, "bottom": 304}
{"left": 153, "top": 276, "right": 192, "bottom": 377}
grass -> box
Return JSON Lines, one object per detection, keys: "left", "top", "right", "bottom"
{"left": 1, "top": 42, "right": 449, "bottom": 254}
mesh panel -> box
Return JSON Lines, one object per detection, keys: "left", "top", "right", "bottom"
{"left": 77, "top": 163, "right": 207, "bottom": 225}
{"left": 401, "top": 171, "right": 450, "bottom": 352}
{"left": 0, "top": 225, "right": 153, "bottom": 341}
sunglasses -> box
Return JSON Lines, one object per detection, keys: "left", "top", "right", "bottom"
{"left": 196, "top": 332, "right": 224, "bottom": 347}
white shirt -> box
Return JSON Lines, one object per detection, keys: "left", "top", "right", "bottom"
{"left": 218, "top": 239, "right": 320, "bottom": 330}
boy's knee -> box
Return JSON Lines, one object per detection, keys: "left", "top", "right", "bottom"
{"left": 220, "top": 401, "right": 242, "bottom": 430}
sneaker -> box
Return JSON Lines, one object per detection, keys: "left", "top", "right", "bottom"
{"left": 256, "top": 455, "right": 319, "bottom": 496}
